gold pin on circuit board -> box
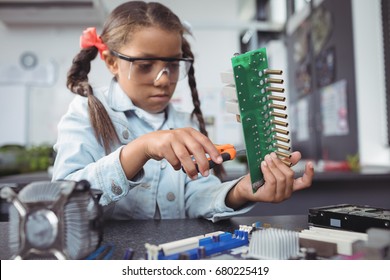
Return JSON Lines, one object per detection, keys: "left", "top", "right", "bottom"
{"left": 221, "top": 48, "right": 292, "bottom": 192}
{"left": 264, "top": 68, "right": 292, "bottom": 167}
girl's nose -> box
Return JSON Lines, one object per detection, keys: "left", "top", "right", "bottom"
{"left": 154, "top": 67, "right": 170, "bottom": 83}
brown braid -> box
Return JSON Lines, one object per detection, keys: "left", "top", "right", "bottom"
{"left": 66, "top": 47, "right": 119, "bottom": 154}
{"left": 182, "top": 37, "right": 226, "bottom": 179}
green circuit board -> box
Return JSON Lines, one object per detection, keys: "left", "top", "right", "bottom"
{"left": 231, "top": 48, "right": 290, "bottom": 192}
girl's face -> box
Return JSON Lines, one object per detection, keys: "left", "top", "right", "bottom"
{"left": 111, "top": 27, "right": 184, "bottom": 113}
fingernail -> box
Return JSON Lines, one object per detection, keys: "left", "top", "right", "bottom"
{"left": 217, "top": 156, "right": 223, "bottom": 163}
{"left": 271, "top": 152, "right": 277, "bottom": 159}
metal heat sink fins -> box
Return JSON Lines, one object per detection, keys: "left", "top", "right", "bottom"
{"left": 246, "top": 228, "right": 299, "bottom": 260}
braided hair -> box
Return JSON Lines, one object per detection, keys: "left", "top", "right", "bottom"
{"left": 181, "top": 37, "right": 226, "bottom": 179}
{"left": 66, "top": 1, "right": 224, "bottom": 178}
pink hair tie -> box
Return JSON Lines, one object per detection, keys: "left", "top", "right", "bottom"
{"left": 80, "top": 27, "right": 108, "bottom": 60}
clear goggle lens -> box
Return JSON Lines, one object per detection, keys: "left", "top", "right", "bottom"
{"left": 111, "top": 50, "right": 193, "bottom": 84}
{"left": 128, "top": 59, "right": 192, "bottom": 84}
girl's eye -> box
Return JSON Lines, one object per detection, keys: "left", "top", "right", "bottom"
{"left": 168, "top": 62, "right": 180, "bottom": 71}
{"left": 134, "top": 62, "right": 154, "bottom": 73}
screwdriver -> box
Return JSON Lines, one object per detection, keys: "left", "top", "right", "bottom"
{"left": 182, "top": 144, "right": 245, "bottom": 173}
{"left": 208, "top": 144, "right": 242, "bottom": 169}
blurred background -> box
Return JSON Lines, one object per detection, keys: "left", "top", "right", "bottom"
{"left": 1, "top": 0, "right": 389, "bottom": 215}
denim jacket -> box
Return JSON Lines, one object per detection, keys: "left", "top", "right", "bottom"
{"left": 52, "top": 79, "right": 253, "bottom": 221}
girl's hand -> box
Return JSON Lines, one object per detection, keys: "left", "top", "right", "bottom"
{"left": 225, "top": 151, "right": 314, "bottom": 209}
{"left": 127, "top": 127, "right": 222, "bottom": 180}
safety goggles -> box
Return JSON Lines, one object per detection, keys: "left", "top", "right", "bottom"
{"left": 110, "top": 50, "right": 193, "bottom": 84}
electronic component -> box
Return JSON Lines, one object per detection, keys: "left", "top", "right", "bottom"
{"left": 362, "top": 228, "right": 390, "bottom": 259}
{"left": 308, "top": 204, "right": 390, "bottom": 233}
{"left": 245, "top": 228, "right": 299, "bottom": 260}
{"left": 183, "top": 144, "right": 240, "bottom": 173}
{"left": 0, "top": 180, "right": 103, "bottom": 259}
{"left": 299, "top": 236, "right": 338, "bottom": 258}
{"left": 85, "top": 243, "right": 115, "bottom": 260}
{"left": 141, "top": 216, "right": 388, "bottom": 260}
{"left": 299, "top": 226, "right": 367, "bottom": 256}
{"left": 222, "top": 47, "right": 291, "bottom": 192}
{"left": 144, "top": 224, "right": 299, "bottom": 260}
{"left": 123, "top": 247, "right": 135, "bottom": 260}
{"left": 145, "top": 230, "right": 249, "bottom": 260}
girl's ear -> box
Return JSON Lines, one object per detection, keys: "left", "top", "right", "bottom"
{"left": 102, "top": 50, "right": 118, "bottom": 75}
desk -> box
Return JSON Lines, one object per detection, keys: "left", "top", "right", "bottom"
{"left": 246, "top": 168, "right": 390, "bottom": 216}
{"left": 0, "top": 215, "right": 308, "bottom": 260}
{"left": 2, "top": 168, "right": 390, "bottom": 219}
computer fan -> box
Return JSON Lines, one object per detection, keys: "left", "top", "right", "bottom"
{"left": 0, "top": 180, "right": 103, "bottom": 259}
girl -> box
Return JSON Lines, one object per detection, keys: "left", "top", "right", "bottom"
{"left": 52, "top": 1, "right": 314, "bottom": 221}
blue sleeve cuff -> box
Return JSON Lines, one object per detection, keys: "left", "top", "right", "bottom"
{"left": 98, "top": 146, "right": 144, "bottom": 205}
{"left": 209, "top": 176, "right": 255, "bottom": 222}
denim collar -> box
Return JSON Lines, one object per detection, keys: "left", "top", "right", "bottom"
{"left": 106, "top": 78, "right": 179, "bottom": 129}
{"left": 107, "top": 78, "right": 136, "bottom": 112}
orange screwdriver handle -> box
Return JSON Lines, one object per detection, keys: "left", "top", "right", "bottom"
{"left": 182, "top": 144, "right": 237, "bottom": 173}
{"left": 214, "top": 144, "right": 237, "bottom": 161}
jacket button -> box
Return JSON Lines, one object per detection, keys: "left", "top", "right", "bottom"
{"left": 111, "top": 181, "right": 122, "bottom": 195}
{"left": 122, "top": 130, "right": 129, "bottom": 140}
{"left": 160, "top": 161, "right": 167, "bottom": 169}
{"left": 166, "top": 192, "right": 175, "bottom": 201}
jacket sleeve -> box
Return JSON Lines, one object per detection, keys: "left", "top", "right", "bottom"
{"left": 51, "top": 96, "right": 143, "bottom": 206}
{"left": 184, "top": 175, "right": 255, "bottom": 222}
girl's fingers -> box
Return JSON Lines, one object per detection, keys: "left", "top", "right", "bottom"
{"left": 173, "top": 129, "right": 211, "bottom": 177}
{"left": 258, "top": 159, "right": 277, "bottom": 201}
{"left": 270, "top": 153, "right": 294, "bottom": 198}
{"left": 189, "top": 128, "right": 222, "bottom": 166}
{"left": 163, "top": 150, "right": 182, "bottom": 171}
{"left": 293, "top": 161, "right": 314, "bottom": 191}
{"left": 257, "top": 153, "right": 297, "bottom": 202}
{"left": 159, "top": 128, "right": 220, "bottom": 178}
{"left": 265, "top": 154, "right": 287, "bottom": 200}
{"left": 145, "top": 127, "right": 234, "bottom": 179}
{"left": 183, "top": 141, "right": 210, "bottom": 177}
{"left": 289, "top": 151, "right": 302, "bottom": 166}
{"left": 171, "top": 141, "right": 200, "bottom": 179}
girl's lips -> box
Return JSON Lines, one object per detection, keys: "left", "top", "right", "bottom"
{"left": 150, "top": 92, "right": 170, "bottom": 98}
{"left": 149, "top": 94, "right": 170, "bottom": 101}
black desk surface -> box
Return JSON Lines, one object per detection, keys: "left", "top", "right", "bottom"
{"left": 0, "top": 215, "right": 308, "bottom": 260}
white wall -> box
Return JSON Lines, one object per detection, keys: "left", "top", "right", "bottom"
{"left": 352, "top": 0, "right": 390, "bottom": 166}
{"left": 0, "top": 28, "right": 82, "bottom": 145}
